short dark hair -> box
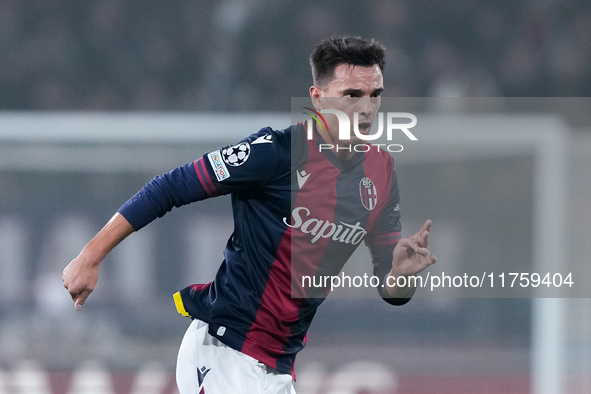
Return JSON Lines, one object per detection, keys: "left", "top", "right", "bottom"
{"left": 310, "top": 35, "right": 386, "bottom": 88}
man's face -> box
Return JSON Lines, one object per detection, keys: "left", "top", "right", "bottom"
{"left": 310, "top": 63, "right": 384, "bottom": 144}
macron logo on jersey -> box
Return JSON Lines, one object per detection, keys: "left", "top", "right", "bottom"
{"left": 297, "top": 170, "right": 311, "bottom": 189}
{"left": 208, "top": 150, "right": 230, "bottom": 182}
{"left": 252, "top": 134, "right": 273, "bottom": 144}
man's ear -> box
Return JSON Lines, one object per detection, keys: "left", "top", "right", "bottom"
{"left": 309, "top": 85, "right": 324, "bottom": 109}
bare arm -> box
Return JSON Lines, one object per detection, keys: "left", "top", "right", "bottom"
{"left": 385, "top": 219, "right": 437, "bottom": 298}
{"left": 62, "top": 160, "right": 210, "bottom": 310}
{"left": 62, "top": 213, "right": 134, "bottom": 310}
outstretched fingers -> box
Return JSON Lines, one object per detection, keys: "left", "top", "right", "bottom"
{"left": 419, "top": 219, "right": 432, "bottom": 234}
{"left": 417, "top": 219, "right": 432, "bottom": 247}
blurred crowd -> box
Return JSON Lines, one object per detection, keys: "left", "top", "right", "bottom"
{"left": 0, "top": 0, "right": 590, "bottom": 112}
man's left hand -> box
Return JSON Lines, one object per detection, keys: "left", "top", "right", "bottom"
{"left": 391, "top": 219, "right": 437, "bottom": 278}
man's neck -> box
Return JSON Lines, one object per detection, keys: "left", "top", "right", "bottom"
{"left": 315, "top": 126, "right": 356, "bottom": 161}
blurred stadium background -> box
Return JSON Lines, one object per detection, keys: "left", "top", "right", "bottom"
{"left": 1, "top": 1, "right": 590, "bottom": 393}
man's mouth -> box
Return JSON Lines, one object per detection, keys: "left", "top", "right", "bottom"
{"left": 357, "top": 121, "right": 372, "bottom": 135}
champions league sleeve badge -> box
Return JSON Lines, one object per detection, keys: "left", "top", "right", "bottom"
{"left": 222, "top": 142, "right": 251, "bottom": 167}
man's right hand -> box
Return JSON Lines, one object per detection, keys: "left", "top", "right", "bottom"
{"left": 62, "top": 250, "right": 101, "bottom": 311}
{"left": 62, "top": 212, "right": 134, "bottom": 311}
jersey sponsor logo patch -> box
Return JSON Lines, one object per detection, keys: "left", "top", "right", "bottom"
{"left": 359, "top": 177, "right": 377, "bottom": 210}
{"left": 208, "top": 150, "right": 230, "bottom": 182}
{"left": 297, "top": 170, "right": 311, "bottom": 189}
{"left": 222, "top": 142, "right": 250, "bottom": 167}
{"left": 252, "top": 134, "right": 273, "bottom": 144}
{"left": 283, "top": 206, "right": 368, "bottom": 245}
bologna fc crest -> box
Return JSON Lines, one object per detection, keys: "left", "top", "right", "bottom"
{"left": 359, "top": 177, "right": 377, "bottom": 210}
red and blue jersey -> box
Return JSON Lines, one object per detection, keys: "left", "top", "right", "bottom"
{"left": 118, "top": 124, "right": 407, "bottom": 376}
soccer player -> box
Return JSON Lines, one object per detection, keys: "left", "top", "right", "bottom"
{"left": 63, "top": 36, "right": 436, "bottom": 394}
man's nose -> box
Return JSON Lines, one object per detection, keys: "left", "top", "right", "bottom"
{"left": 358, "top": 97, "right": 375, "bottom": 117}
